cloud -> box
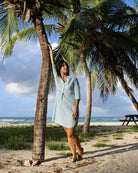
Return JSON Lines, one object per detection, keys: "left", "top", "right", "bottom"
{"left": 52, "top": 43, "right": 58, "bottom": 49}
{"left": 0, "top": 41, "right": 58, "bottom": 97}
{"left": 5, "top": 82, "right": 36, "bottom": 97}
{"left": 0, "top": 41, "right": 41, "bottom": 84}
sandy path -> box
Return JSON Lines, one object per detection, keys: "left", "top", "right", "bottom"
{"left": 0, "top": 123, "right": 138, "bottom": 173}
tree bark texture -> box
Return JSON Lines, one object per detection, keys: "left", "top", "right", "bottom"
{"left": 32, "top": 16, "right": 51, "bottom": 162}
{"left": 80, "top": 51, "right": 92, "bottom": 136}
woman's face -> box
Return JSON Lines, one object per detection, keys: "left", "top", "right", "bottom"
{"left": 60, "top": 62, "right": 68, "bottom": 75}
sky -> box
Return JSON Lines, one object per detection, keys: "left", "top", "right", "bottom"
{"left": 0, "top": 0, "right": 137, "bottom": 118}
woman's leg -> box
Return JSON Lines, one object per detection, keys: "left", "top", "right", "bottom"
{"left": 63, "top": 126, "right": 83, "bottom": 162}
{"left": 68, "top": 128, "right": 83, "bottom": 160}
{"left": 63, "top": 126, "right": 76, "bottom": 162}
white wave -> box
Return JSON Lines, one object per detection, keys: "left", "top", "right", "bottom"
{"left": 0, "top": 119, "right": 24, "bottom": 122}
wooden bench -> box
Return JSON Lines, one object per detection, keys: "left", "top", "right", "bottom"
{"left": 120, "top": 114, "right": 138, "bottom": 126}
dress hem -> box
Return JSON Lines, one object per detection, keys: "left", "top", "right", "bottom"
{"left": 53, "top": 120, "right": 78, "bottom": 128}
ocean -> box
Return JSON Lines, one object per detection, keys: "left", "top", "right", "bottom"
{"left": 0, "top": 116, "right": 122, "bottom": 125}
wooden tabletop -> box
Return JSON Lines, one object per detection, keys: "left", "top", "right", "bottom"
{"left": 125, "top": 115, "right": 138, "bottom": 118}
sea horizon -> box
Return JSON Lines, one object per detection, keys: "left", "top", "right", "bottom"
{"left": 0, "top": 116, "right": 124, "bottom": 125}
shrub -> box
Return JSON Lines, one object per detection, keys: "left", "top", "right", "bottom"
{"left": 5, "top": 136, "right": 32, "bottom": 150}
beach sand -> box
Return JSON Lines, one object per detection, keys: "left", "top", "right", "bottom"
{"left": 0, "top": 122, "right": 138, "bottom": 173}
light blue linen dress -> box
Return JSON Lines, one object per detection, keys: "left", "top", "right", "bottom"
{"left": 52, "top": 65, "right": 80, "bottom": 128}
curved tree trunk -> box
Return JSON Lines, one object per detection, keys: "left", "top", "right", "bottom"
{"left": 117, "top": 74, "right": 138, "bottom": 111}
{"left": 32, "top": 16, "right": 51, "bottom": 163}
{"left": 80, "top": 51, "right": 92, "bottom": 136}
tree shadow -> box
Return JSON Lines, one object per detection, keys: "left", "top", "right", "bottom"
{"left": 84, "top": 143, "right": 138, "bottom": 160}
{"left": 43, "top": 155, "right": 70, "bottom": 163}
{"left": 42, "top": 125, "right": 137, "bottom": 163}
{"left": 43, "top": 143, "right": 138, "bottom": 163}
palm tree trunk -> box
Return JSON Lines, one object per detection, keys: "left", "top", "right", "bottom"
{"left": 80, "top": 51, "right": 92, "bottom": 136}
{"left": 32, "top": 15, "right": 51, "bottom": 162}
{"left": 117, "top": 74, "right": 138, "bottom": 111}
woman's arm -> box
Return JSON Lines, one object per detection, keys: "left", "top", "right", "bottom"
{"left": 47, "top": 44, "right": 55, "bottom": 66}
{"left": 72, "top": 77, "right": 80, "bottom": 120}
{"left": 72, "top": 99, "right": 80, "bottom": 120}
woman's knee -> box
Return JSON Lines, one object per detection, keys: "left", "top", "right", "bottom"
{"left": 67, "top": 129, "right": 75, "bottom": 138}
{"left": 68, "top": 133, "right": 74, "bottom": 139}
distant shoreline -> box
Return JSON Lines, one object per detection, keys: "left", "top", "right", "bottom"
{"left": 0, "top": 116, "right": 123, "bottom": 126}
{"left": 0, "top": 122, "right": 136, "bottom": 127}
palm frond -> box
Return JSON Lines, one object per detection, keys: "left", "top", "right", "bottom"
{"left": 91, "top": 65, "right": 98, "bottom": 91}
{"left": 0, "top": 6, "right": 20, "bottom": 59}
{"left": 102, "top": 28, "right": 138, "bottom": 53}
{"left": 71, "top": 0, "right": 81, "bottom": 14}
{"left": 96, "top": 64, "right": 118, "bottom": 102}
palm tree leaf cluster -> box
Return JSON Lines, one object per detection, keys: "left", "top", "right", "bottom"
{"left": 55, "top": 0, "right": 138, "bottom": 135}
{"left": 0, "top": 0, "right": 70, "bottom": 58}
{"left": 59, "top": 0, "right": 138, "bottom": 97}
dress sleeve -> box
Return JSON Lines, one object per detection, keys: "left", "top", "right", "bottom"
{"left": 74, "top": 77, "right": 81, "bottom": 100}
{"left": 52, "top": 65, "right": 60, "bottom": 86}
{"left": 52, "top": 65, "right": 58, "bottom": 79}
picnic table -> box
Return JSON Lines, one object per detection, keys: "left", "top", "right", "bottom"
{"left": 120, "top": 114, "right": 138, "bottom": 126}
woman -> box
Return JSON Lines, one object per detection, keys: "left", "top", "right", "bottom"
{"left": 48, "top": 44, "right": 83, "bottom": 163}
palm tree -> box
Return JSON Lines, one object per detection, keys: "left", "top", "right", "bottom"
{"left": 59, "top": 0, "right": 138, "bottom": 135}
{"left": 57, "top": 0, "right": 94, "bottom": 135}
{"left": 94, "top": 43, "right": 138, "bottom": 111}
{"left": 0, "top": 0, "right": 69, "bottom": 163}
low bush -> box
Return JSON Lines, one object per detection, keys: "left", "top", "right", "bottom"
{"left": 5, "top": 136, "right": 32, "bottom": 150}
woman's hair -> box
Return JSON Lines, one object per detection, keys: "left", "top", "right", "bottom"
{"left": 56, "top": 60, "right": 69, "bottom": 77}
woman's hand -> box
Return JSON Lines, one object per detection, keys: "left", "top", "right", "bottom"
{"left": 72, "top": 99, "right": 79, "bottom": 120}
{"left": 72, "top": 108, "right": 79, "bottom": 120}
{"left": 47, "top": 43, "right": 55, "bottom": 66}
{"left": 47, "top": 43, "right": 52, "bottom": 52}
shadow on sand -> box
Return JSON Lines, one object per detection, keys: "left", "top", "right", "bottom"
{"left": 42, "top": 142, "right": 138, "bottom": 163}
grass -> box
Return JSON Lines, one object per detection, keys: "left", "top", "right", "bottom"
{"left": 116, "top": 130, "right": 123, "bottom": 133}
{"left": 0, "top": 125, "right": 67, "bottom": 146}
{"left": 132, "top": 125, "right": 138, "bottom": 132}
{"left": 76, "top": 130, "right": 96, "bottom": 142}
{"left": 93, "top": 143, "right": 116, "bottom": 148}
{"left": 0, "top": 126, "right": 34, "bottom": 145}
{"left": 57, "top": 152, "right": 72, "bottom": 156}
{"left": 0, "top": 125, "right": 96, "bottom": 150}
{"left": 0, "top": 124, "right": 135, "bottom": 150}
{"left": 101, "top": 139, "right": 110, "bottom": 143}
{"left": 5, "top": 136, "right": 32, "bottom": 150}
{"left": 113, "top": 136, "right": 123, "bottom": 140}
{"left": 46, "top": 143, "right": 69, "bottom": 151}
{"left": 101, "top": 129, "right": 110, "bottom": 132}
{"left": 75, "top": 125, "right": 97, "bottom": 142}
{"left": 113, "top": 131, "right": 124, "bottom": 140}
